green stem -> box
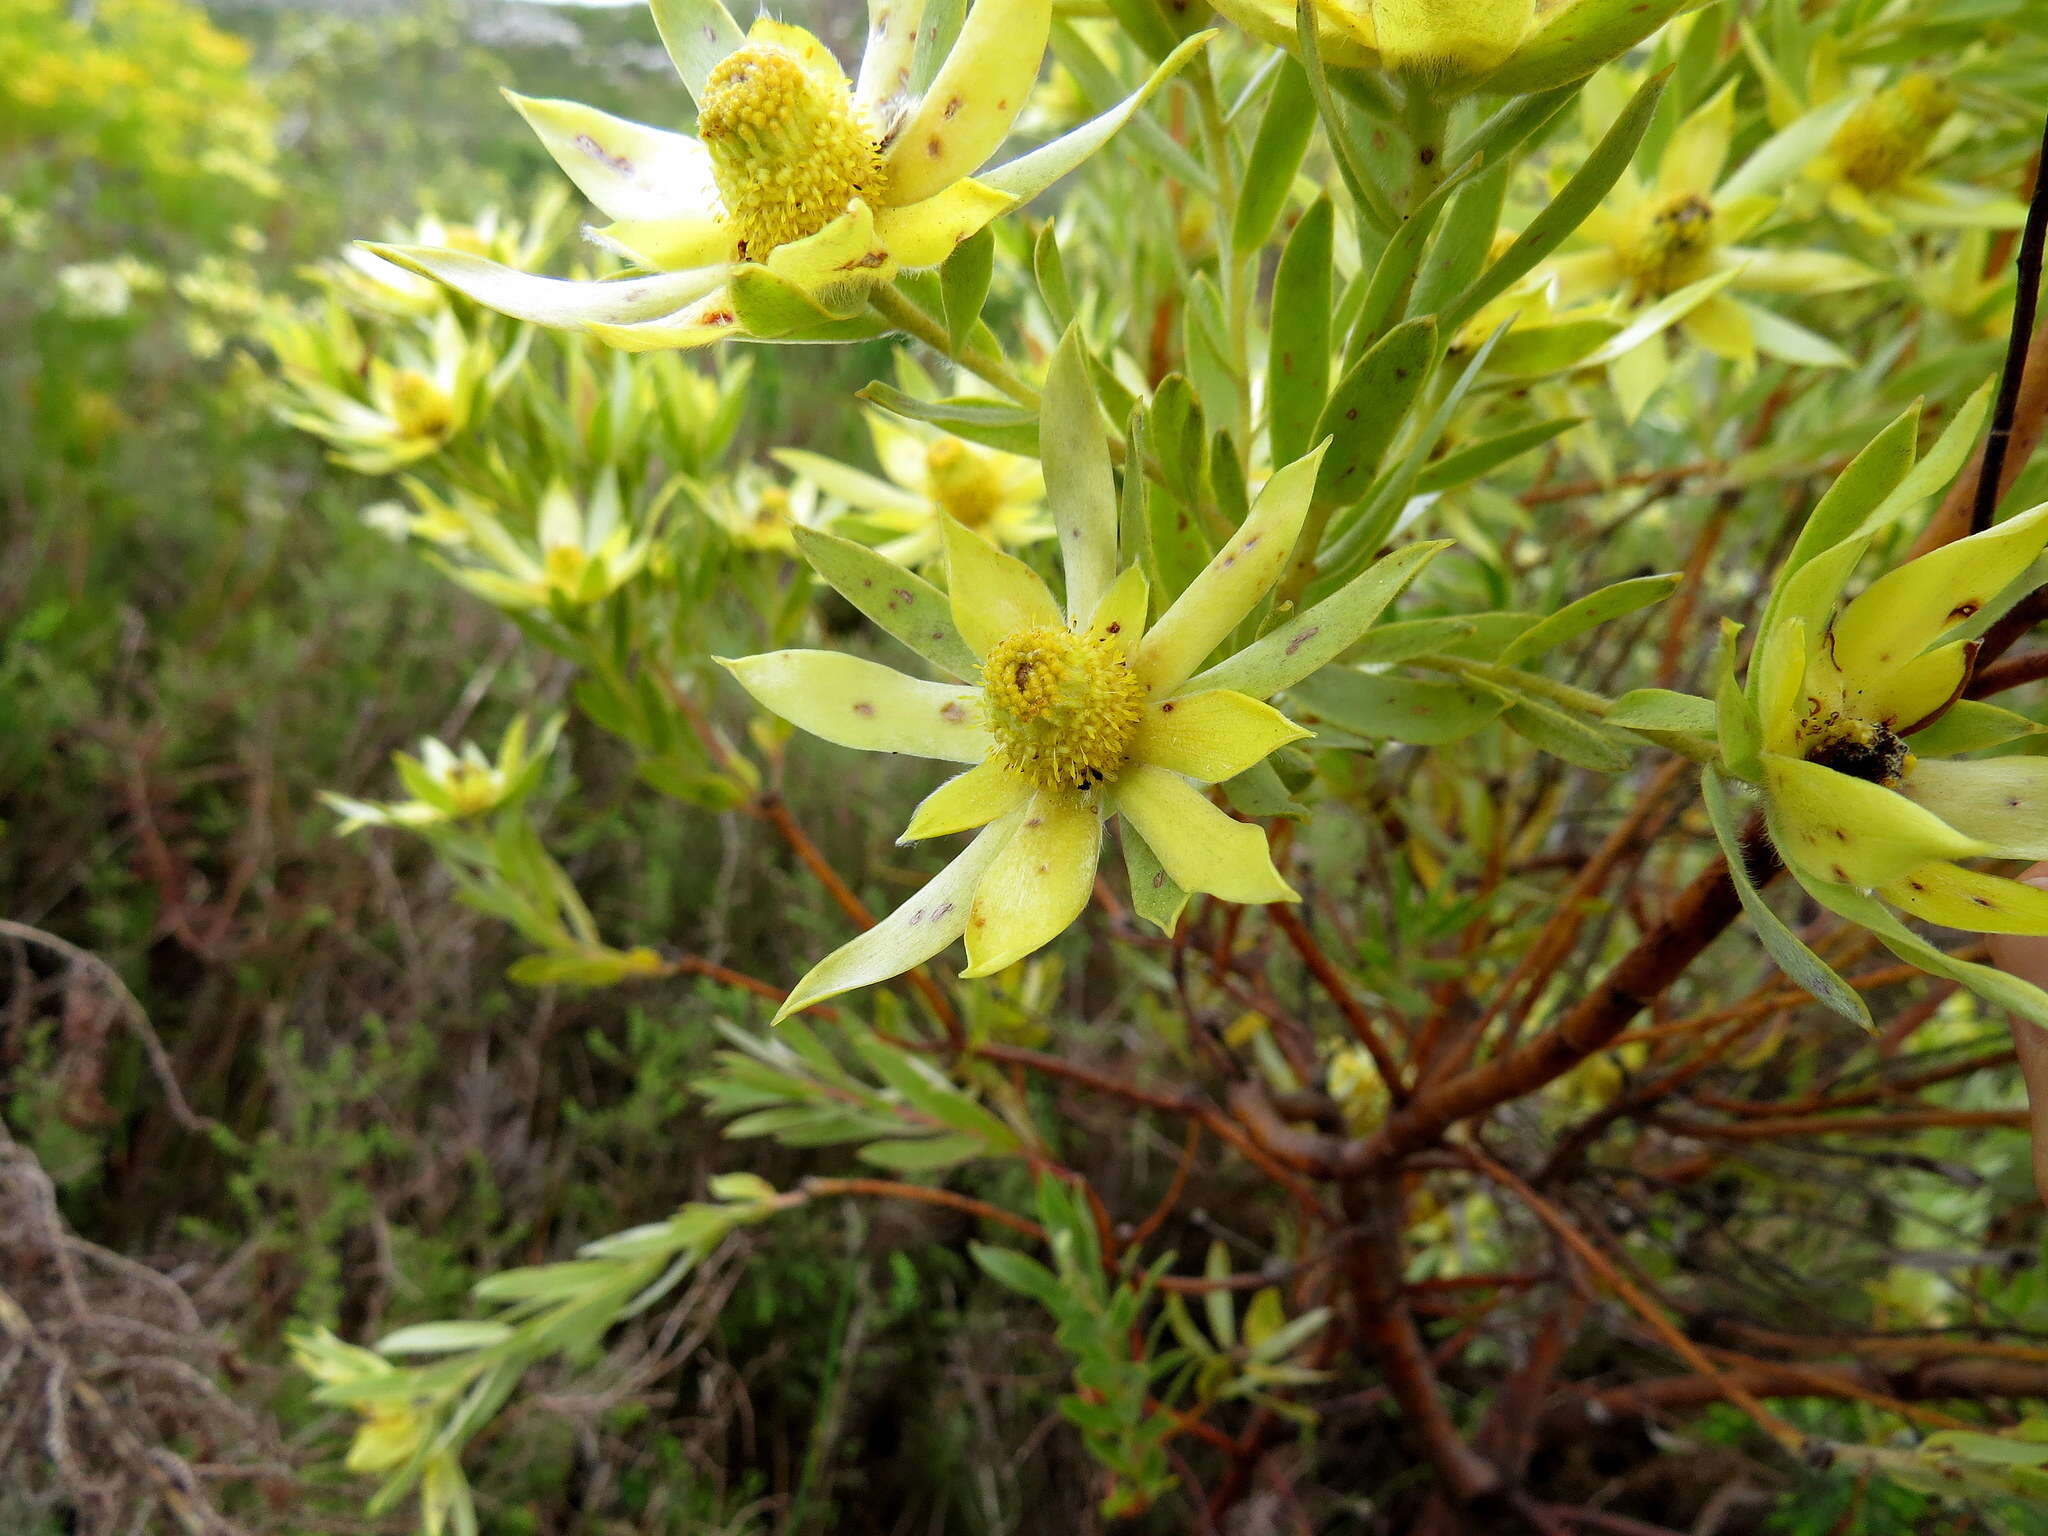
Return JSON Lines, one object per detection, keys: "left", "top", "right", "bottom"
{"left": 1410, "top": 651, "right": 1614, "bottom": 717}
{"left": 868, "top": 284, "right": 1040, "bottom": 411}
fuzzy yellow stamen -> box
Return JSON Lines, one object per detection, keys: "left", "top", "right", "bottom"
{"left": 925, "top": 439, "right": 1005, "bottom": 529}
{"left": 1614, "top": 194, "right": 1718, "bottom": 298}
{"left": 982, "top": 625, "right": 1144, "bottom": 791}
{"left": 697, "top": 43, "right": 884, "bottom": 259}
{"left": 1830, "top": 74, "right": 1957, "bottom": 193}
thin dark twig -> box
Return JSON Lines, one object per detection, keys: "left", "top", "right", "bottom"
{"left": 1972, "top": 112, "right": 2048, "bottom": 534}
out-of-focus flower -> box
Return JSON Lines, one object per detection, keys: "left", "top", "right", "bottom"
{"left": 1532, "top": 79, "right": 1879, "bottom": 413}
{"left": 361, "top": 0, "right": 1208, "bottom": 349}
{"left": 401, "top": 475, "right": 668, "bottom": 612}
{"left": 289, "top": 1328, "right": 477, "bottom": 1536}
{"left": 776, "top": 410, "right": 1047, "bottom": 566}
{"left": 323, "top": 715, "right": 562, "bottom": 835}
{"left": 53, "top": 255, "right": 164, "bottom": 319}
{"left": 694, "top": 466, "right": 831, "bottom": 555}
{"left": 266, "top": 307, "right": 491, "bottom": 474}
{"left": 318, "top": 193, "right": 569, "bottom": 319}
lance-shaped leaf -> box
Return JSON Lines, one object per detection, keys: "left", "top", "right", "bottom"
{"left": 1186, "top": 540, "right": 1449, "bottom": 700}
{"left": 1267, "top": 198, "right": 1333, "bottom": 468}
{"left": 1042, "top": 326, "right": 1118, "bottom": 621}
{"left": 1500, "top": 572, "right": 1681, "bottom": 666}
{"left": 1310, "top": 319, "right": 1436, "bottom": 508}
{"left": 791, "top": 527, "right": 981, "bottom": 680}
{"left": 650, "top": 0, "right": 745, "bottom": 104}
{"left": 1802, "top": 875, "right": 2048, "bottom": 1032}
{"left": 775, "top": 810, "right": 1023, "bottom": 1020}
{"left": 1703, "top": 769, "right": 1870, "bottom": 1027}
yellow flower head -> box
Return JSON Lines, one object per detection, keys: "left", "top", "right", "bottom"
{"left": 356, "top": 0, "right": 1210, "bottom": 350}
{"left": 723, "top": 340, "right": 1448, "bottom": 1014}
{"left": 1747, "top": 494, "right": 2048, "bottom": 936}
{"left": 777, "top": 409, "right": 1048, "bottom": 567}
{"left": 696, "top": 466, "right": 831, "bottom": 555}
{"left": 323, "top": 715, "right": 561, "bottom": 835}
{"left": 1799, "top": 72, "right": 2025, "bottom": 235}
{"left": 266, "top": 307, "right": 491, "bottom": 475}
{"left": 1532, "top": 76, "right": 1879, "bottom": 410}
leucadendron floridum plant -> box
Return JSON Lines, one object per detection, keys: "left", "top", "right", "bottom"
{"left": 254, "top": 0, "right": 2048, "bottom": 1526}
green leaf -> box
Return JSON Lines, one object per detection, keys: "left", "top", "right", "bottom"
{"left": 1608, "top": 689, "right": 1716, "bottom": 734}
{"left": 1293, "top": 0, "right": 1397, "bottom": 235}
{"left": 1310, "top": 318, "right": 1436, "bottom": 507}
{"left": 1499, "top": 572, "right": 1681, "bottom": 665}
{"left": 647, "top": 0, "right": 743, "bottom": 104}
{"left": 376, "top": 1321, "right": 516, "bottom": 1356}
{"left": 791, "top": 527, "right": 980, "bottom": 681}
{"left": 1499, "top": 695, "right": 1634, "bottom": 773}
{"left": 857, "top": 382, "right": 1039, "bottom": 457}
{"left": 1349, "top": 615, "right": 1474, "bottom": 665}
{"left": 858, "top": 1134, "right": 987, "bottom": 1171}
{"left": 1908, "top": 699, "right": 2048, "bottom": 757}
{"left": 972, "top": 1242, "right": 1066, "bottom": 1308}
{"left": 1773, "top": 400, "right": 1922, "bottom": 602}
{"left": 980, "top": 30, "right": 1215, "bottom": 205}
{"left": 1290, "top": 669, "right": 1506, "bottom": 746}
{"left": 1233, "top": 59, "right": 1316, "bottom": 257}
{"left": 1714, "top": 619, "right": 1763, "bottom": 782}
{"left": 1043, "top": 326, "right": 1119, "bottom": 621}
{"left": 1702, "top": 770, "right": 1870, "bottom": 1027}
{"left": 1033, "top": 220, "right": 1074, "bottom": 331}
{"left": 1800, "top": 875, "right": 2048, "bottom": 1031}
{"left": 1444, "top": 67, "right": 1671, "bottom": 335}
{"left": 1415, "top": 417, "right": 1582, "bottom": 494}
{"left": 1148, "top": 374, "right": 1209, "bottom": 508}
{"left": 1411, "top": 161, "right": 1510, "bottom": 322}
{"left": 940, "top": 227, "right": 995, "bottom": 350}
{"left": 1267, "top": 198, "right": 1334, "bottom": 468}
{"left": 1188, "top": 540, "right": 1450, "bottom": 699}
{"left": 1122, "top": 821, "right": 1191, "bottom": 935}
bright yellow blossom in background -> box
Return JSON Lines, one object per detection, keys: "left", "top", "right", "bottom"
{"left": 693, "top": 465, "right": 832, "bottom": 556}
{"left": 776, "top": 407, "right": 1048, "bottom": 568}
{"left": 1535, "top": 76, "right": 1880, "bottom": 416}
{"left": 362, "top": 0, "right": 1210, "bottom": 350}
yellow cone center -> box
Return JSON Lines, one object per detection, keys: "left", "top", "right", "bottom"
{"left": 925, "top": 439, "right": 1007, "bottom": 529}
{"left": 1831, "top": 74, "right": 1956, "bottom": 193}
{"left": 1615, "top": 194, "right": 1718, "bottom": 298}
{"left": 982, "top": 625, "right": 1144, "bottom": 791}
{"left": 697, "top": 43, "right": 883, "bottom": 259}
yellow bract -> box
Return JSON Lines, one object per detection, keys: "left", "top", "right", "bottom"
{"left": 723, "top": 432, "right": 1334, "bottom": 1019}
{"left": 1750, "top": 502, "right": 2048, "bottom": 936}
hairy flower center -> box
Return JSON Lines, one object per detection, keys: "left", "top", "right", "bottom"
{"left": 925, "top": 439, "right": 1005, "bottom": 528}
{"left": 697, "top": 43, "right": 883, "bottom": 259}
{"left": 1805, "top": 717, "right": 1912, "bottom": 787}
{"left": 1615, "top": 194, "right": 1717, "bottom": 297}
{"left": 982, "top": 625, "right": 1144, "bottom": 791}
{"left": 1831, "top": 74, "right": 1956, "bottom": 193}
